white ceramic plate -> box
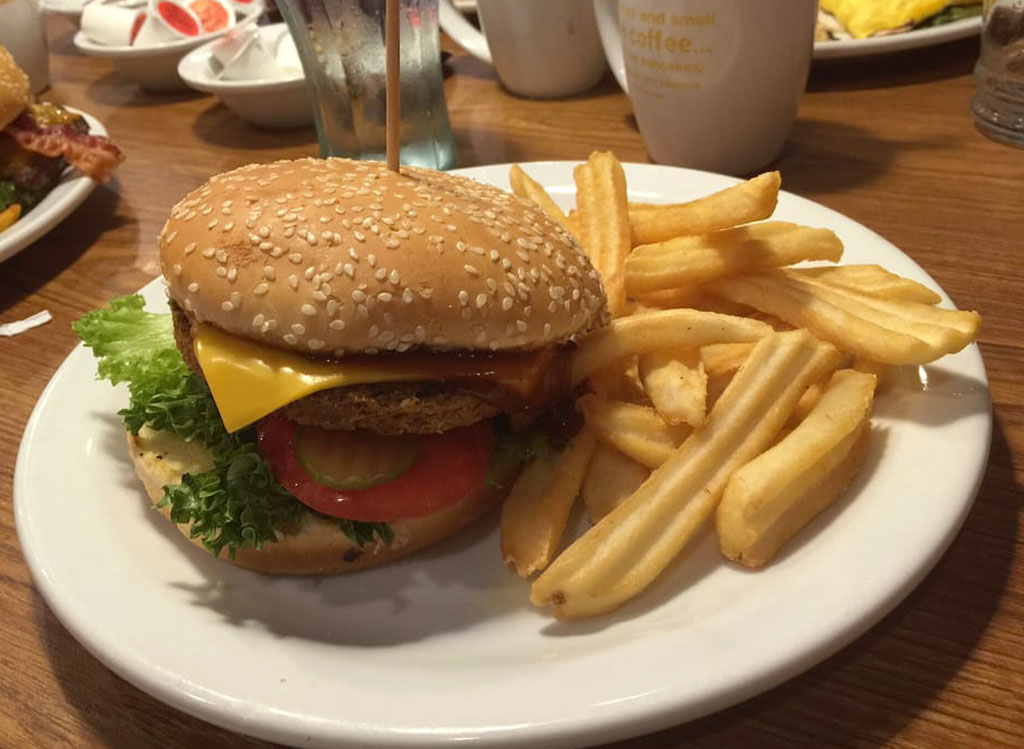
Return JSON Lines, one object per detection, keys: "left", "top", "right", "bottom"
{"left": 73, "top": 7, "right": 262, "bottom": 91}
{"left": 0, "top": 110, "right": 107, "bottom": 264}
{"left": 15, "top": 162, "right": 991, "bottom": 748}
{"left": 814, "top": 16, "right": 981, "bottom": 60}
{"left": 177, "top": 24, "right": 312, "bottom": 128}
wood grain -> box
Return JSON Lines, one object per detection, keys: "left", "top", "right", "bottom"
{"left": 1, "top": 19, "right": 1022, "bottom": 748}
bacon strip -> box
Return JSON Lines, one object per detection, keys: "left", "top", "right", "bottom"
{"left": 4, "top": 113, "right": 124, "bottom": 183}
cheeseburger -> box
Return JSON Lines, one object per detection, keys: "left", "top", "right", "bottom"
{"left": 0, "top": 46, "right": 123, "bottom": 232}
{"left": 75, "top": 158, "right": 608, "bottom": 574}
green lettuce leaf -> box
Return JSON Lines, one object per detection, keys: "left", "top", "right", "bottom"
{"left": 73, "top": 295, "right": 389, "bottom": 556}
{"left": 487, "top": 420, "right": 548, "bottom": 488}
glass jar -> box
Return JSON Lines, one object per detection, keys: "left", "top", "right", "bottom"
{"left": 972, "top": 0, "right": 1024, "bottom": 146}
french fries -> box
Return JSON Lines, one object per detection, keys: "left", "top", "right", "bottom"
{"left": 790, "top": 264, "right": 941, "bottom": 304}
{"left": 509, "top": 164, "right": 576, "bottom": 235}
{"left": 501, "top": 428, "right": 597, "bottom": 577}
{"left": 574, "top": 152, "right": 631, "bottom": 316}
{"left": 532, "top": 331, "right": 843, "bottom": 618}
{"left": 629, "top": 171, "right": 781, "bottom": 245}
{"left": 582, "top": 444, "right": 650, "bottom": 523}
{"left": 0, "top": 203, "right": 21, "bottom": 232}
{"left": 717, "top": 369, "right": 877, "bottom": 567}
{"left": 500, "top": 156, "right": 982, "bottom": 620}
{"left": 625, "top": 221, "right": 844, "bottom": 295}
{"left": 638, "top": 348, "right": 707, "bottom": 427}
{"left": 571, "top": 308, "right": 773, "bottom": 386}
{"left": 577, "top": 394, "right": 689, "bottom": 468}
{"left": 710, "top": 271, "right": 981, "bottom": 364}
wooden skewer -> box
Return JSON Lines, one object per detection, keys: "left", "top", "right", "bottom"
{"left": 385, "top": 0, "right": 400, "bottom": 173}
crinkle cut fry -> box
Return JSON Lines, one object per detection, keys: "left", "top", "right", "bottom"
{"left": 531, "top": 330, "right": 843, "bottom": 619}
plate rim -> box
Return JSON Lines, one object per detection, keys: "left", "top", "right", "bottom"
{"left": 14, "top": 160, "right": 993, "bottom": 748}
{"left": 0, "top": 109, "right": 106, "bottom": 264}
{"left": 813, "top": 15, "right": 981, "bottom": 60}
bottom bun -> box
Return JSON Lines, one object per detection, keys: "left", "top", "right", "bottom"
{"left": 127, "top": 426, "right": 511, "bottom": 575}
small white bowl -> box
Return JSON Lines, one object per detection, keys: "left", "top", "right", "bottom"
{"left": 72, "top": 7, "right": 262, "bottom": 92}
{"left": 177, "top": 24, "right": 312, "bottom": 128}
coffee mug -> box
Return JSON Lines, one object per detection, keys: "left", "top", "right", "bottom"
{"left": 439, "top": 0, "right": 607, "bottom": 98}
{"left": 0, "top": 0, "right": 49, "bottom": 93}
{"left": 593, "top": 0, "right": 817, "bottom": 174}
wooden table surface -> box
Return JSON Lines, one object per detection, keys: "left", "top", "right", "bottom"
{"left": 2, "top": 16, "right": 1023, "bottom": 748}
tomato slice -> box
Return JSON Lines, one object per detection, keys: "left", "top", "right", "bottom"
{"left": 258, "top": 414, "right": 494, "bottom": 522}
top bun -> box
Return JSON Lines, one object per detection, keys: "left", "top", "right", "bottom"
{"left": 0, "top": 45, "right": 30, "bottom": 131}
{"left": 160, "top": 158, "right": 608, "bottom": 355}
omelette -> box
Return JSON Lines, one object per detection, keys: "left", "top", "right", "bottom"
{"left": 819, "top": 0, "right": 982, "bottom": 39}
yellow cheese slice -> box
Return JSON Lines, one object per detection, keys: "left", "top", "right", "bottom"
{"left": 194, "top": 324, "right": 432, "bottom": 433}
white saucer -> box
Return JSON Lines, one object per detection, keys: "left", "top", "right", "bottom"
{"left": 177, "top": 23, "right": 311, "bottom": 128}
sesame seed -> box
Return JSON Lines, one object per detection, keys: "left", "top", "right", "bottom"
{"left": 289, "top": 253, "right": 303, "bottom": 265}
{"left": 476, "top": 294, "right": 488, "bottom": 309}
{"left": 501, "top": 296, "right": 514, "bottom": 311}
{"left": 308, "top": 339, "right": 325, "bottom": 351}
{"left": 254, "top": 283, "right": 269, "bottom": 296}
{"left": 464, "top": 264, "right": 480, "bottom": 276}
{"left": 389, "top": 269, "right": 401, "bottom": 285}
{"left": 216, "top": 267, "right": 227, "bottom": 278}
{"left": 221, "top": 301, "right": 234, "bottom": 312}
{"left": 289, "top": 275, "right": 299, "bottom": 289}
{"left": 544, "top": 323, "right": 552, "bottom": 336}
{"left": 291, "top": 323, "right": 306, "bottom": 335}
{"left": 163, "top": 230, "right": 178, "bottom": 245}
{"left": 264, "top": 266, "right": 276, "bottom": 280}
{"left": 215, "top": 249, "right": 228, "bottom": 263}
{"left": 378, "top": 292, "right": 393, "bottom": 303}
{"left": 284, "top": 333, "right": 298, "bottom": 345}
{"left": 230, "top": 292, "right": 241, "bottom": 306}
{"left": 329, "top": 320, "right": 346, "bottom": 330}
{"left": 252, "top": 314, "right": 265, "bottom": 328}
{"left": 301, "top": 304, "right": 317, "bottom": 316}
{"left": 469, "top": 245, "right": 485, "bottom": 256}
{"left": 305, "top": 267, "right": 316, "bottom": 281}
{"left": 203, "top": 247, "right": 216, "bottom": 258}
{"left": 368, "top": 324, "right": 380, "bottom": 338}
{"left": 172, "top": 264, "right": 182, "bottom": 276}
{"left": 458, "top": 291, "right": 469, "bottom": 306}
{"left": 352, "top": 290, "right": 367, "bottom": 302}
{"left": 227, "top": 268, "right": 238, "bottom": 282}
{"left": 354, "top": 231, "right": 366, "bottom": 242}
{"left": 402, "top": 288, "right": 415, "bottom": 304}
{"left": 223, "top": 221, "right": 235, "bottom": 231}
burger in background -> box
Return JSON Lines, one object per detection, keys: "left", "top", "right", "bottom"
{"left": 0, "top": 45, "right": 123, "bottom": 233}
{"left": 75, "top": 158, "right": 608, "bottom": 574}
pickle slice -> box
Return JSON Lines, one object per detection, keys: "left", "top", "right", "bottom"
{"left": 294, "top": 426, "right": 420, "bottom": 490}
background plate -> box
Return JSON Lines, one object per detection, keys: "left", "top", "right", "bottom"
{"left": 0, "top": 110, "right": 106, "bottom": 264}
{"left": 15, "top": 162, "right": 991, "bottom": 748}
{"left": 814, "top": 16, "right": 981, "bottom": 60}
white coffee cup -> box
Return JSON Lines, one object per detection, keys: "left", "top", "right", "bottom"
{"left": 439, "top": 0, "right": 607, "bottom": 98}
{"left": 593, "top": 0, "right": 817, "bottom": 174}
{"left": 0, "top": 0, "right": 49, "bottom": 93}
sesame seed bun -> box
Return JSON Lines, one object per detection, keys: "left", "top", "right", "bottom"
{"left": 128, "top": 426, "right": 513, "bottom": 574}
{"left": 159, "top": 158, "right": 608, "bottom": 356}
{"left": 0, "top": 45, "right": 30, "bottom": 131}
